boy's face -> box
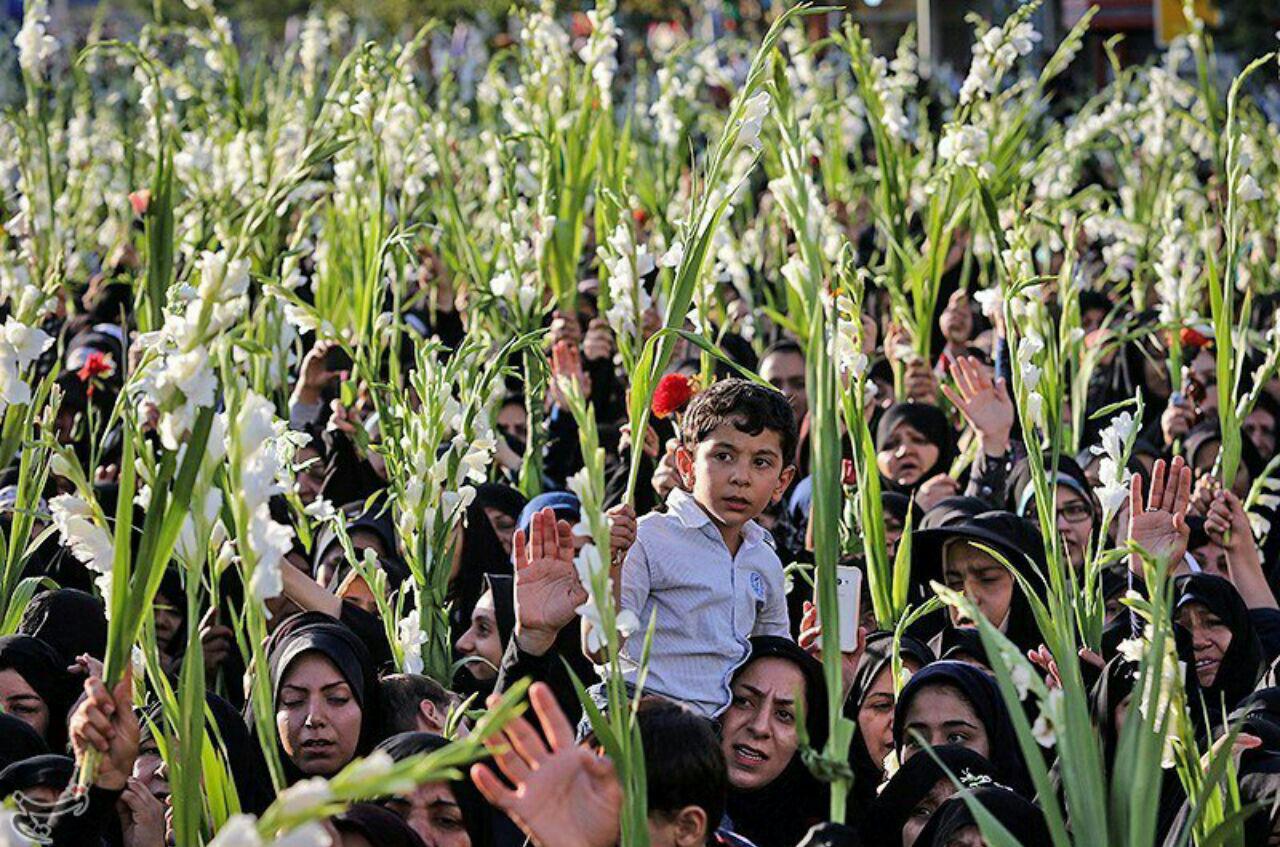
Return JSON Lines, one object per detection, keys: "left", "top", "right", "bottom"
{"left": 676, "top": 421, "right": 795, "bottom": 531}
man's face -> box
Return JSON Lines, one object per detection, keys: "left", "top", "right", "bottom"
{"left": 676, "top": 422, "right": 794, "bottom": 532}
{"left": 761, "top": 350, "right": 808, "bottom": 423}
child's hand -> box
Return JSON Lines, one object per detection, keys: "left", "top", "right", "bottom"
{"left": 606, "top": 504, "right": 637, "bottom": 566}
{"left": 798, "top": 600, "right": 867, "bottom": 704}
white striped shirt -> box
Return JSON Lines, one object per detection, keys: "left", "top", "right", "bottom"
{"left": 618, "top": 487, "right": 791, "bottom": 717}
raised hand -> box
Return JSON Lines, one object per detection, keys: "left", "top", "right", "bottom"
{"left": 513, "top": 507, "right": 587, "bottom": 656}
{"left": 1205, "top": 489, "right": 1277, "bottom": 610}
{"left": 549, "top": 341, "right": 589, "bottom": 407}
{"left": 69, "top": 667, "right": 139, "bottom": 791}
{"left": 1127, "top": 456, "right": 1193, "bottom": 575}
{"left": 606, "top": 503, "right": 637, "bottom": 566}
{"left": 293, "top": 341, "right": 344, "bottom": 407}
{"left": 941, "top": 355, "right": 1013, "bottom": 456}
{"left": 798, "top": 600, "right": 867, "bottom": 704}
{"left": 472, "top": 683, "right": 621, "bottom": 847}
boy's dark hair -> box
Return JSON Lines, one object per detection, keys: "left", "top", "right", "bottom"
{"left": 762, "top": 338, "right": 804, "bottom": 361}
{"left": 379, "top": 673, "right": 455, "bottom": 735}
{"left": 681, "top": 377, "right": 798, "bottom": 467}
{"left": 638, "top": 698, "right": 727, "bottom": 843}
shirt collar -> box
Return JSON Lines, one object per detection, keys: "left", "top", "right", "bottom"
{"left": 666, "top": 488, "right": 767, "bottom": 549}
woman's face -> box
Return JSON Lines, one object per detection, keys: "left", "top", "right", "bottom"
{"left": 276, "top": 652, "right": 363, "bottom": 776}
{"left": 877, "top": 423, "right": 940, "bottom": 488}
{"left": 154, "top": 592, "right": 183, "bottom": 654}
{"left": 886, "top": 515, "right": 905, "bottom": 560}
{"left": 720, "top": 657, "right": 806, "bottom": 791}
{"left": 1175, "top": 601, "right": 1233, "bottom": 687}
{"left": 942, "top": 542, "right": 1014, "bottom": 633}
{"left": 338, "top": 574, "right": 379, "bottom": 616}
{"left": 859, "top": 662, "right": 914, "bottom": 772}
{"left": 455, "top": 590, "right": 503, "bottom": 682}
{"left": 0, "top": 668, "right": 49, "bottom": 739}
{"left": 900, "top": 684, "right": 990, "bottom": 761}
{"left": 295, "top": 445, "right": 326, "bottom": 505}
{"left": 902, "top": 777, "right": 961, "bottom": 847}
{"left": 483, "top": 507, "right": 517, "bottom": 559}
{"left": 1025, "top": 487, "right": 1094, "bottom": 568}
{"left": 133, "top": 738, "right": 170, "bottom": 801}
{"left": 384, "top": 782, "right": 471, "bottom": 847}
{"left": 944, "top": 824, "right": 986, "bottom": 847}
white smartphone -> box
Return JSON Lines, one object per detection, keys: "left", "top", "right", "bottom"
{"left": 834, "top": 565, "right": 862, "bottom": 652}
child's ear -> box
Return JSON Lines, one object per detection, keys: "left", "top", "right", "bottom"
{"left": 671, "top": 805, "right": 709, "bottom": 847}
{"left": 675, "top": 443, "right": 695, "bottom": 486}
{"left": 771, "top": 464, "right": 797, "bottom": 503}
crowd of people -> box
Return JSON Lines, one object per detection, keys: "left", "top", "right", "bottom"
{"left": 4, "top": 240, "right": 1280, "bottom": 847}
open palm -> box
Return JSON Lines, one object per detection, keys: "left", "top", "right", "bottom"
{"left": 1128, "top": 456, "right": 1192, "bottom": 573}
{"left": 941, "top": 355, "right": 1014, "bottom": 448}
{"left": 514, "top": 507, "right": 587, "bottom": 639}
{"left": 473, "top": 684, "right": 622, "bottom": 847}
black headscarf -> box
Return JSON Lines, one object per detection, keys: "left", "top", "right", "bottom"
{"left": 910, "top": 511, "right": 1047, "bottom": 655}
{"left": 17, "top": 589, "right": 108, "bottom": 665}
{"left": 1089, "top": 656, "right": 1138, "bottom": 774}
{"left": 448, "top": 500, "right": 513, "bottom": 637}
{"left": 0, "top": 754, "right": 74, "bottom": 800}
{"left": 724, "top": 637, "right": 829, "bottom": 847}
{"left": 875, "top": 403, "right": 958, "bottom": 495}
{"left": 375, "top": 732, "right": 492, "bottom": 846}
{"left": 474, "top": 483, "right": 527, "bottom": 523}
{"left": 332, "top": 803, "right": 429, "bottom": 847}
{"left": 868, "top": 744, "right": 1002, "bottom": 847}
{"left": 485, "top": 573, "right": 515, "bottom": 648}
{"left": 919, "top": 496, "right": 989, "bottom": 531}
{"left": 264, "top": 613, "right": 382, "bottom": 782}
{"left": 1231, "top": 688, "right": 1280, "bottom": 751}
{"left": 882, "top": 492, "right": 923, "bottom": 529}
{"left": 141, "top": 693, "right": 273, "bottom": 816}
{"left": 916, "top": 785, "right": 1051, "bottom": 847}
{"left": 0, "top": 714, "right": 49, "bottom": 771}
{"left": 1004, "top": 453, "right": 1099, "bottom": 521}
{"left": 937, "top": 628, "right": 991, "bottom": 669}
{"left": 1236, "top": 750, "right": 1280, "bottom": 846}
{"left": 1173, "top": 574, "right": 1265, "bottom": 723}
{"left": 847, "top": 631, "right": 935, "bottom": 814}
{"left": 0, "top": 635, "right": 79, "bottom": 753}
{"left": 893, "top": 661, "right": 1034, "bottom": 799}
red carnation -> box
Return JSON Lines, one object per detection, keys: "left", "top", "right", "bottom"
{"left": 651, "top": 374, "right": 695, "bottom": 419}
{"left": 842, "top": 459, "right": 857, "bottom": 486}
{"left": 632, "top": 208, "right": 648, "bottom": 225}
{"left": 77, "top": 351, "right": 116, "bottom": 398}
{"left": 1179, "top": 327, "right": 1213, "bottom": 349}
{"left": 128, "top": 189, "right": 151, "bottom": 216}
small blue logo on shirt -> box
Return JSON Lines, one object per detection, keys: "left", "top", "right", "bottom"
{"left": 748, "top": 572, "right": 766, "bottom": 601}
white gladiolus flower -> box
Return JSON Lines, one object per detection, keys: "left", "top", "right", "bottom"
{"left": 209, "top": 815, "right": 264, "bottom": 847}
{"left": 49, "top": 494, "right": 113, "bottom": 578}
{"left": 1239, "top": 174, "right": 1266, "bottom": 202}
{"left": 1025, "top": 391, "right": 1045, "bottom": 428}
{"left": 278, "top": 778, "right": 335, "bottom": 816}
{"left": 659, "top": 242, "right": 685, "bottom": 268}
{"left": 1117, "top": 638, "right": 1146, "bottom": 664}
{"left": 270, "top": 823, "right": 333, "bottom": 847}
{"left": 15, "top": 0, "right": 57, "bottom": 82}
{"left": 736, "top": 93, "right": 770, "bottom": 152}
{"left": 1032, "top": 710, "right": 1055, "bottom": 748}
{"left": 398, "top": 607, "right": 428, "bottom": 675}
{"left": 938, "top": 125, "right": 988, "bottom": 169}
{"left": 1010, "top": 660, "right": 1033, "bottom": 700}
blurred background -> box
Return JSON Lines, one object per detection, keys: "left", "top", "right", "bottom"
{"left": 5, "top": 0, "right": 1278, "bottom": 86}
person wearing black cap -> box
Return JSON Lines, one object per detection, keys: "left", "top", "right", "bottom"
{"left": 914, "top": 785, "right": 1050, "bottom": 847}
{"left": 869, "top": 744, "right": 1002, "bottom": 847}
{"left": 0, "top": 634, "right": 79, "bottom": 753}
{"left": 911, "top": 511, "right": 1047, "bottom": 655}
{"left": 720, "top": 636, "right": 828, "bottom": 847}
{"left": 266, "top": 613, "right": 382, "bottom": 781}
{"left": 893, "top": 661, "right": 1034, "bottom": 799}
{"left": 847, "top": 632, "right": 935, "bottom": 816}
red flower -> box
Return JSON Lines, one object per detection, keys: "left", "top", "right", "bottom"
{"left": 128, "top": 189, "right": 151, "bottom": 216}
{"left": 632, "top": 208, "right": 648, "bottom": 225}
{"left": 842, "top": 459, "right": 857, "bottom": 486}
{"left": 77, "top": 351, "right": 116, "bottom": 397}
{"left": 652, "top": 374, "right": 695, "bottom": 419}
{"left": 1179, "top": 327, "right": 1213, "bottom": 349}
